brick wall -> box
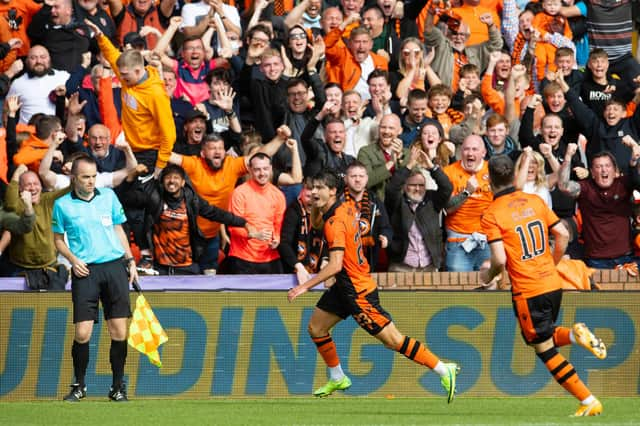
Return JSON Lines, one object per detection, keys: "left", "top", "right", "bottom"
{"left": 373, "top": 269, "right": 640, "bottom": 291}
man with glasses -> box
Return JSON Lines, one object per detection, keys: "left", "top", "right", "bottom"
{"left": 424, "top": 3, "right": 502, "bottom": 92}
{"left": 385, "top": 144, "right": 453, "bottom": 272}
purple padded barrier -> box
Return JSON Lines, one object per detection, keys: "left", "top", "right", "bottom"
{"left": 0, "top": 274, "right": 311, "bottom": 291}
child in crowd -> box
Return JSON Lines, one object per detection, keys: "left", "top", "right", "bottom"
{"left": 425, "top": 84, "right": 464, "bottom": 138}
{"left": 532, "top": 0, "right": 572, "bottom": 81}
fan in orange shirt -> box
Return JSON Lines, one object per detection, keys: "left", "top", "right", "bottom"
{"left": 480, "top": 154, "right": 607, "bottom": 417}
{"left": 443, "top": 135, "right": 493, "bottom": 271}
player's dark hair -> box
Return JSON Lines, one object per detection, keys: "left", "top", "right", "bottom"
{"left": 488, "top": 154, "right": 515, "bottom": 189}
{"left": 312, "top": 170, "right": 341, "bottom": 190}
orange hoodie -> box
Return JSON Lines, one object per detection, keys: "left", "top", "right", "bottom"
{"left": 13, "top": 134, "right": 49, "bottom": 172}
{"left": 97, "top": 34, "right": 175, "bottom": 168}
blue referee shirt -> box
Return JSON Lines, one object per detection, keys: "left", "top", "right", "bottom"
{"left": 52, "top": 188, "right": 127, "bottom": 264}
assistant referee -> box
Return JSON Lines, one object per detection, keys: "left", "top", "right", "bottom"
{"left": 53, "top": 154, "right": 138, "bottom": 402}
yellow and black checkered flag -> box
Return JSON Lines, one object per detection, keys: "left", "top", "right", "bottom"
{"left": 128, "top": 290, "right": 168, "bottom": 368}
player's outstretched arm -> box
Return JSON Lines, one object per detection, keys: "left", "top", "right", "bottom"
{"left": 549, "top": 221, "right": 569, "bottom": 265}
{"left": 480, "top": 241, "right": 506, "bottom": 285}
{"left": 288, "top": 249, "right": 344, "bottom": 302}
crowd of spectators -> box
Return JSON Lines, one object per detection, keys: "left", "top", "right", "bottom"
{"left": 1, "top": 0, "right": 640, "bottom": 281}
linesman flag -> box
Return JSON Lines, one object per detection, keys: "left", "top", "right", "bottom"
{"left": 128, "top": 284, "right": 168, "bottom": 368}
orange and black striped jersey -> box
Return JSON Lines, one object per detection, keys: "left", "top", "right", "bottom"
{"left": 324, "top": 201, "right": 376, "bottom": 295}
{"left": 444, "top": 161, "right": 493, "bottom": 234}
{"left": 481, "top": 188, "right": 563, "bottom": 299}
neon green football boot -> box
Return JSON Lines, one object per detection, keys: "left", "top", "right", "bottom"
{"left": 313, "top": 376, "right": 352, "bottom": 397}
{"left": 440, "top": 363, "right": 460, "bottom": 403}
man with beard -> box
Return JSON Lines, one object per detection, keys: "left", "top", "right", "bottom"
{"left": 385, "top": 145, "right": 453, "bottom": 272}
{"left": 27, "top": 0, "right": 91, "bottom": 72}
{"left": 357, "top": 113, "right": 408, "bottom": 202}
{"left": 5, "top": 45, "right": 69, "bottom": 123}
{"left": 136, "top": 164, "right": 254, "bottom": 275}
{"left": 443, "top": 135, "right": 493, "bottom": 272}
{"left": 559, "top": 147, "right": 640, "bottom": 269}
{"left": 168, "top": 127, "right": 292, "bottom": 275}
{"left": 342, "top": 161, "right": 392, "bottom": 271}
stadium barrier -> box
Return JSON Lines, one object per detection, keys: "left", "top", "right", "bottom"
{"left": 1, "top": 275, "right": 638, "bottom": 400}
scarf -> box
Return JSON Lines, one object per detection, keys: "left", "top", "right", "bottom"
{"left": 344, "top": 188, "right": 375, "bottom": 247}
{"left": 295, "top": 198, "right": 324, "bottom": 273}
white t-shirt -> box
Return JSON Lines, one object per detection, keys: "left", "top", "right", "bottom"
{"left": 523, "top": 181, "right": 553, "bottom": 209}
{"left": 7, "top": 69, "right": 70, "bottom": 124}
{"left": 354, "top": 55, "right": 374, "bottom": 102}
{"left": 181, "top": 1, "right": 241, "bottom": 36}
{"left": 54, "top": 172, "right": 114, "bottom": 190}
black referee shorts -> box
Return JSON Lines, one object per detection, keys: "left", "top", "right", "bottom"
{"left": 71, "top": 257, "right": 131, "bottom": 323}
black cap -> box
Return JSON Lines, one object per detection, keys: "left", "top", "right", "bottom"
{"left": 184, "top": 109, "right": 207, "bottom": 122}
{"left": 123, "top": 32, "right": 146, "bottom": 50}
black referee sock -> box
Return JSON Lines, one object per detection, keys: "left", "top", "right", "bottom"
{"left": 110, "top": 340, "right": 128, "bottom": 387}
{"left": 71, "top": 340, "right": 89, "bottom": 388}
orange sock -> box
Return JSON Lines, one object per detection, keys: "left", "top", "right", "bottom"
{"left": 396, "top": 336, "right": 439, "bottom": 369}
{"left": 312, "top": 335, "right": 340, "bottom": 368}
{"left": 538, "top": 347, "right": 591, "bottom": 401}
{"left": 553, "top": 327, "right": 572, "bottom": 347}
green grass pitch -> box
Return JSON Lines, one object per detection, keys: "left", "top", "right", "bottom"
{"left": 1, "top": 398, "right": 637, "bottom": 425}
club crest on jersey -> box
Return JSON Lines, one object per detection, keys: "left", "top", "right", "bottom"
{"left": 297, "top": 241, "right": 307, "bottom": 259}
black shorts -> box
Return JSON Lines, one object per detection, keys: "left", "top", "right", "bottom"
{"left": 316, "top": 284, "right": 392, "bottom": 336}
{"left": 512, "top": 289, "right": 562, "bottom": 344}
{"left": 71, "top": 257, "right": 131, "bottom": 323}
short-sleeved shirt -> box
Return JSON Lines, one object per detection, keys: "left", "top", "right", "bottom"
{"left": 578, "top": 176, "right": 633, "bottom": 259}
{"left": 481, "top": 188, "right": 563, "bottom": 299}
{"left": 325, "top": 201, "right": 376, "bottom": 295}
{"left": 52, "top": 188, "right": 126, "bottom": 264}
{"left": 181, "top": 155, "right": 248, "bottom": 238}
{"left": 444, "top": 161, "right": 493, "bottom": 234}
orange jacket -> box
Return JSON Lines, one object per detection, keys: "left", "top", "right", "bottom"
{"left": 13, "top": 134, "right": 49, "bottom": 172}
{"left": 117, "top": 3, "right": 163, "bottom": 50}
{"left": 98, "top": 76, "right": 123, "bottom": 143}
{"left": 324, "top": 27, "right": 388, "bottom": 92}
